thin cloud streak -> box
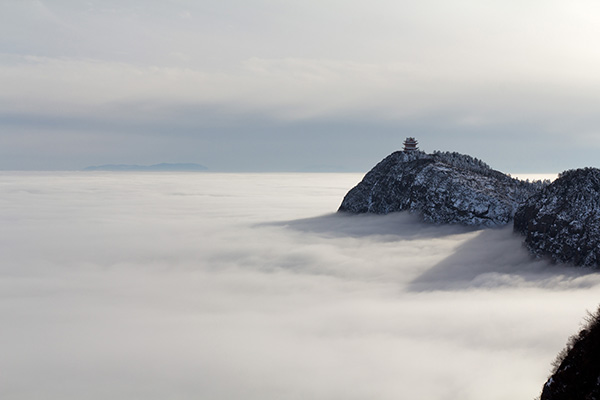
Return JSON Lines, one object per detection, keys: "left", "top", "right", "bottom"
{"left": 3, "top": 55, "right": 600, "bottom": 124}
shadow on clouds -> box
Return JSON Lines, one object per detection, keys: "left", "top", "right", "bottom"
{"left": 266, "top": 211, "right": 478, "bottom": 240}
{"left": 272, "top": 211, "right": 600, "bottom": 291}
{"left": 408, "top": 227, "right": 600, "bottom": 291}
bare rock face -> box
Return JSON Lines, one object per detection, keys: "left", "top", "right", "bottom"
{"left": 338, "top": 150, "right": 539, "bottom": 227}
{"left": 514, "top": 168, "right": 600, "bottom": 267}
{"left": 541, "top": 308, "right": 600, "bottom": 400}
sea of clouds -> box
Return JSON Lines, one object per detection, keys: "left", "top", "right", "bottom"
{"left": 1, "top": 172, "right": 599, "bottom": 400}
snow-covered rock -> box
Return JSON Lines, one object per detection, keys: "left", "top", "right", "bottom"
{"left": 514, "top": 168, "right": 600, "bottom": 267}
{"left": 338, "top": 150, "right": 541, "bottom": 227}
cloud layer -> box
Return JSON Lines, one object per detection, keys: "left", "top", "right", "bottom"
{"left": 1, "top": 172, "right": 598, "bottom": 399}
{"left": 2, "top": 1, "right": 600, "bottom": 171}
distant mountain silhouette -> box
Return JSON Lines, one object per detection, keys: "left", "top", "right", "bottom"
{"left": 84, "top": 163, "right": 208, "bottom": 172}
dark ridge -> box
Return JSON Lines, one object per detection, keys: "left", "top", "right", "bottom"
{"left": 540, "top": 306, "right": 600, "bottom": 400}
{"left": 514, "top": 167, "right": 600, "bottom": 267}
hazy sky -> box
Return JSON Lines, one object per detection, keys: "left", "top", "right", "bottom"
{"left": 2, "top": 172, "right": 600, "bottom": 399}
{"left": 2, "top": 1, "right": 600, "bottom": 172}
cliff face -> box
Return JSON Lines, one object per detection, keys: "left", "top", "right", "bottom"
{"left": 541, "top": 308, "right": 600, "bottom": 400}
{"left": 338, "top": 150, "right": 539, "bottom": 227}
{"left": 514, "top": 168, "right": 600, "bottom": 267}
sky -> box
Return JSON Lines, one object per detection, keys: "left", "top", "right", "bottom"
{"left": 2, "top": 171, "right": 599, "bottom": 399}
{"left": 2, "top": 1, "right": 600, "bottom": 172}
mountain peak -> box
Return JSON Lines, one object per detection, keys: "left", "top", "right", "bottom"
{"left": 338, "top": 150, "right": 543, "bottom": 226}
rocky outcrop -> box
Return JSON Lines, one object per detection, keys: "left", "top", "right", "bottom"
{"left": 541, "top": 308, "right": 600, "bottom": 400}
{"left": 338, "top": 150, "right": 541, "bottom": 227}
{"left": 514, "top": 168, "right": 600, "bottom": 267}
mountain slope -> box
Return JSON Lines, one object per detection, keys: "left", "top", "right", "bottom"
{"left": 541, "top": 307, "right": 600, "bottom": 400}
{"left": 338, "top": 150, "right": 540, "bottom": 226}
{"left": 514, "top": 168, "right": 600, "bottom": 267}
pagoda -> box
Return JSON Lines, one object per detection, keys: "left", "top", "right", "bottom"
{"left": 403, "top": 137, "right": 419, "bottom": 152}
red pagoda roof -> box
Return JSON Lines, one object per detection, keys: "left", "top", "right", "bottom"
{"left": 403, "top": 137, "right": 419, "bottom": 151}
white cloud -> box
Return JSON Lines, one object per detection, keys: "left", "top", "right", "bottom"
{"left": 0, "top": 172, "right": 598, "bottom": 399}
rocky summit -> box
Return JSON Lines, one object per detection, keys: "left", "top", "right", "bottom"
{"left": 338, "top": 150, "right": 541, "bottom": 227}
{"left": 514, "top": 168, "right": 600, "bottom": 267}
